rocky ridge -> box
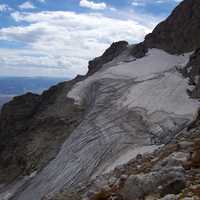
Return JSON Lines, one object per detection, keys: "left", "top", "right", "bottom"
{"left": 144, "top": 0, "right": 200, "bottom": 54}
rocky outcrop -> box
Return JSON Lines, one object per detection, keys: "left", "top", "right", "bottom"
{"left": 130, "top": 42, "right": 147, "bottom": 58}
{"left": 87, "top": 41, "right": 128, "bottom": 75}
{"left": 182, "top": 49, "right": 200, "bottom": 98}
{"left": 130, "top": 0, "right": 200, "bottom": 58}
{"left": 0, "top": 78, "right": 85, "bottom": 184}
{"left": 0, "top": 93, "right": 40, "bottom": 138}
{"left": 144, "top": 0, "right": 200, "bottom": 54}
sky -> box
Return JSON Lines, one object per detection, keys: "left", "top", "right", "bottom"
{"left": 0, "top": 0, "right": 182, "bottom": 78}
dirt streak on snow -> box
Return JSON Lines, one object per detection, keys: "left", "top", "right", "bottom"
{"left": 68, "top": 49, "right": 198, "bottom": 119}
{"left": 104, "top": 145, "right": 159, "bottom": 174}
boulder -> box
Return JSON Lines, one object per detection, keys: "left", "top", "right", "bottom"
{"left": 121, "top": 167, "right": 186, "bottom": 200}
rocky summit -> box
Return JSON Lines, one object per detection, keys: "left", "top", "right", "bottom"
{"left": 0, "top": 0, "right": 200, "bottom": 200}
{"left": 144, "top": 0, "right": 200, "bottom": 54}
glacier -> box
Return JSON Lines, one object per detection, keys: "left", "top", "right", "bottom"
{"left": 2, "top": 48, "right": 199, "bottom": 200}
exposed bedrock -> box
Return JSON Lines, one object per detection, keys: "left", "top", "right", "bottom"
{"left": 183, "top": 48, "right": 200, "bottom": 98}
{"left": 130, "top": 0, "right": 200, "bottom": 56}
{"left": 144, "top": 0, "right": 200, "bottom": 54}
{"left": 0, "top": 78, "right": 85, "bottom": 184}
{"left": 87, "top": 41, "right": 128, "bottom": 76}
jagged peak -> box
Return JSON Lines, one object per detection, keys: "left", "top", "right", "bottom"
{"left": 87, "top": 41, "right": 128, "bottom": 76}
{"left": 144, "top": 0, "right": 200, "bottom": 54}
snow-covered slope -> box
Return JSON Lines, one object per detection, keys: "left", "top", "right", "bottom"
{"left": 9, "top": 48, "right": 199, "bottom": 200}
{"left": 68, "top": 49, "right": 197, "bottom": 117}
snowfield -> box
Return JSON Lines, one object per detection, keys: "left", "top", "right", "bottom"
{"left": 5, "top": 48, "right": 200, "bottom": 200}
{"left": 68, "top": 49, "right": 198, "bottom": 118}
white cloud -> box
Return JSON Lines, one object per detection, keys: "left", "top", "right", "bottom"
{"left": 0, "top": 4, "right": 12, "bottom": 12}
{"left": 37, "top": 0, "right": 47, "bottom": 3}
{"left": 19, "top": 1, "right": 36, "bottom": 10}
{"left": 131, "top": 0, "right": 146, "bottom": 7}
{"left": 80, "top": 0, "right": 107, "bottom": 10}
{"left": 131, "top": 0, "right": 182, "bottom": 6}
{"left": 0, "top": 10, "right": 160, "bottom": 77}
{"left": 155, "top": 0, "right": 183, "bottom": 3}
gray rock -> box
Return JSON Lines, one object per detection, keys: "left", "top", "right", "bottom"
{"left": 159, "top": 194, "right": 177, "bottom": 200}
{"left": 121, "top": 175, "right": 145, "bottom": 200}
{"left": 178, "top": 141, "right": 193, "bottom": 150}
{"left": 153, "top": 152, "right": 189, "bottom": 171}
{"left": 183, "top": 49, "right": 200, "bottom": 99}
{"left": 121, "top": 167, "right": 186, "bottom": 200}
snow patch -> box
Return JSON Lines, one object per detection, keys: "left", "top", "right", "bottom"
{"left": 119, "top": 72, "right": 199, "bottom": 117}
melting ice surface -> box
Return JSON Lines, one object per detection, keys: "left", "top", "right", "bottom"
{"left": 68, "top": 49, "right": 198, "bottom": 117}
{"left": 3, "top": 49, "right": 200, "bottom": 200}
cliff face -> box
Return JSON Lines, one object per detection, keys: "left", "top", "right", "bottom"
{"left": 144, "top": 0, "right": 200, "bottom": 54}
{"left": 87, "top": 41, "right": 128, "bottom": 76}
{"left": 0, "top": 0, "right": 200, "bottom": 200}
{"left": 183, "top": 48, "right": 200, "bottom": 98}
{"left": 0, "top": 79, "right": 85, "bottom": 184}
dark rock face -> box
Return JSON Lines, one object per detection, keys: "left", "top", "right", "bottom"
{"left": 0, "top": 93, "right": 40, "bottom": 138}
{"left": 144, "top": 0, "right": 200, "bottom": 54}
{"left": 130, "top": 43, "right": 147, "bottom": 58}
{"left": 87, "top": 41, "right": 128, "bottom": 75}
{"left": 183, "top": 49, "right": 200, "bottom": 98}
{"left": 0, "top": 78, "right": 85, "bottom": 183}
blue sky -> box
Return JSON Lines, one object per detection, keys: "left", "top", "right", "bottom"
{"left": 0, "top": 0, "right": 182, "bottom": 78}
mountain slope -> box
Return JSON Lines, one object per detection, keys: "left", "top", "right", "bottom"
{"left": 0, "top": 0, "right": 200, "bottom": 199}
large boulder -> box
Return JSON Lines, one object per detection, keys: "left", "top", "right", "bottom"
{"left": 121, "top": 167, "right": 186, "bottom": 200}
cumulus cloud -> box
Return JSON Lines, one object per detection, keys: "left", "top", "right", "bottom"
{"left": 19, "top": 1, "right": 36, "bottom": 10}
{"left": 0, "top": 4, "right": 12, "bottom": 12}
{"left": 0, "top": 10, "right": 160, "bottom": 77}
{"left": 131, "top": 0, "right": 182, "bottom": 6}
{"left": 37, "top": 0, "right": 46, "bottom": 3}
{"left": 155, "top": 0, "right": 182, "bottom": 3}
{"left": 79, "top": 0, "right": 107, "bottom": 10}
{"left": 131, "top": 0, "right": 146, "bottom": 6}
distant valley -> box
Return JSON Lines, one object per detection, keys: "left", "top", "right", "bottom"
{"left": 0, "top": 77, "right": 68, "bottom": 109}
